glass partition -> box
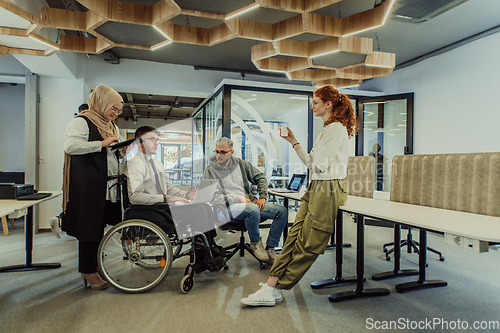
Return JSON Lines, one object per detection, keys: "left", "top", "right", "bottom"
{"left": 204, "top": 90, "right": 223, "bottom": 164}
{"left": 359, "top": 93, "right": 414, "bottom": 194}
{"left": 230, "top": 89, "right": 310, "bottom": 185}
{"left": 192, "top": 110, "right": 204, "bottom": 186}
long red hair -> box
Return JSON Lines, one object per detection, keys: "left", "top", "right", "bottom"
{"left": 314, "top": 85, "right": 359, "bottom": 138}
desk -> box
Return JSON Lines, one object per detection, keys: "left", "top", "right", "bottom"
{"left": 0, "top": 191, "right": 63, "bottom": 273}
{"left": 320, "top": 196, "right": 500, "bottom": 302}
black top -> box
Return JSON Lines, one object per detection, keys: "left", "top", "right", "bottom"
{"left": 62, "top": 116, "right": 111, "bottom": 241}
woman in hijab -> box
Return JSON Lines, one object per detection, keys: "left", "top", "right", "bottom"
{"left": 62, "top": 85, "right": 124, "bottom": 290}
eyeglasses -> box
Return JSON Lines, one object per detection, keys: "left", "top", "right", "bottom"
{"left": 110, "top": 106, "right": 123, "bottom": 115}
{"left": 214, "top": 150, "right": 232, "bottom": 155}
{"left": 143, "top": 137, "right": 160, "bottom": 144}
{"left": 311, "top": 100, "right": 322, "bottom": 108}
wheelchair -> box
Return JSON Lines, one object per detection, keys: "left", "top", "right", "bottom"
{"left": 97, "top": 174, "right": 228, "bottom": 294}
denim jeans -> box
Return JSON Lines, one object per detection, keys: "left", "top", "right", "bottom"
{"left": 230, "top": 202, "right": 288, "bottom": 247}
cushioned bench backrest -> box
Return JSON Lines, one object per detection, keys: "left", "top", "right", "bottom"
{"left": 344, "top": 156, "right": 374, "bottom": 198}
{"left": 391, "top": 153, "right": 500, "bottom": 217}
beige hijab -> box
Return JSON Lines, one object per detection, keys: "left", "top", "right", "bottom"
{"left": 62, "top": 85, "right": 124, "bottom": 212}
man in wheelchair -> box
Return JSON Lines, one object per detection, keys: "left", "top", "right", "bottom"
{"left": 125, "top": 126, "right": 225, "bottom": 272}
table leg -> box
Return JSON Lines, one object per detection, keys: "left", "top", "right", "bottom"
{"left": 395, "top": 228, "right": 447, "bottom": 292}
{"left": 372, "top": 223, "right": 419, "bottom": 280}
{"left": 274, "top": 198, "right": 289, "bottom": 254}
{"left": 0, "top": 206, "right": 61, "bottom": 273}
{"left": 328, "top": 215, "right": 390, "bottom": 302}
{"left": 311, "top": 211, "right": 359, "bottom": 289}
{"left": 2, "top": 215, "right": 8, "bottom": 236}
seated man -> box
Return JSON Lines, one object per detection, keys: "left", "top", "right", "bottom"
{"left": 126, "top": 126, "right": 210, "bottom": 239}
{"left": 204, "top": 137, "right": 288, "bottom": 263}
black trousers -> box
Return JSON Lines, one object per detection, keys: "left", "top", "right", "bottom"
{"left": 78, "top": 201, "right": 121, "bottom": 273}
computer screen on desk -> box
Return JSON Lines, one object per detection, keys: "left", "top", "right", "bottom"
{"left": 272, "top": 174, "right": 306, "bottom": 193}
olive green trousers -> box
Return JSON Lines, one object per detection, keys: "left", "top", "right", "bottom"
{"left": 270, "top": 179, "right": 347, "bottom": 290}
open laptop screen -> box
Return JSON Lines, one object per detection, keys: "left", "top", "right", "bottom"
{"left": 288, "top": 174, "right": 306, "bottom": 191}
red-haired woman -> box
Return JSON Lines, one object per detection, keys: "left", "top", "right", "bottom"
{"left": 241, "top": 85, "right": 359, "bottom": 306}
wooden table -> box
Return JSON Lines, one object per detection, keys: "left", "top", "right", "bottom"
{"left": 0, "top": 191, "right": 63, "bottom": 273}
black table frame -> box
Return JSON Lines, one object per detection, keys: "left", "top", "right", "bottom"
{"left": 310, "top": 211, "right": 359, "bottom": 289}
{"left": 326, "top": 213, "right": 391, "bottom": 302}
{"left": 0, "top": 204, "right": 61, "bottom": 273}
{"left": 318, "top": 209, "right": 447, "bottom": 302}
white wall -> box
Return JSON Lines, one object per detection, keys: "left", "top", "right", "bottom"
{"left": 360, "top": 32, "right": 500, "bottom": 154}
{"left": 0, "top": 54, "right": 26, "bottom": 83}
{"left": 84, "top": 57, "right": 298, "bottom": 99}
{"left": 37, "top": 76, "right": 86, "bottom": 228}
{"left": 0, "top": 83, "right": 25, "bottom": 171}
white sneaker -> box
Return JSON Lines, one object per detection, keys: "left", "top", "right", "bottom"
{"left": 249, "top": 239, "right": 269, "bottom": 262}
{"left": 241, "top": 283, "right": 281, "bottom": 306}
{"left": 269, "top": 283, "right": 283, "bottom": 303}
{"left": 266, "top": 247, "right": 277, "bottom": 263}
{"left": 49, "top": 216, "right": 61, "bottom": 239}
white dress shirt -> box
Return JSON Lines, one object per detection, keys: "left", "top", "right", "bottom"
{"left": 125, "top": 151, "right": 187, "bottom": 205}
{"left": 296, "top": 122, "right": 349, "bottom": 180}
{"left": 64, "top": 117, "right": 123, "bottom": 202}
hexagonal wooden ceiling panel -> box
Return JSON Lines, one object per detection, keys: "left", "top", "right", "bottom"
{"left": 0, "top": 0, "right": 396, "bottom": 87}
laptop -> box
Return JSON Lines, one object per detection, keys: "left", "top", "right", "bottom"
{"left": 17, "top": 192, "right": 52, "bottom": 200}
{"left": 272, "top": 174, "right": 306, "bottom": 193}
{"left": 190, "top": 179, "right": 220, "bottom": 204}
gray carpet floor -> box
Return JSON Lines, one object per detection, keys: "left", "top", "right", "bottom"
{"left": 1, "top": 212, "right": 500, "bottom": 333}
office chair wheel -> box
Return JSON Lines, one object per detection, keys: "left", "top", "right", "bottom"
{"left": 385, "top": 256, "right": 391, "bottom": 261}
{"left": 180, "top": 275, "right": 194, "bottom": 293}
{"left": 260, "top": 263, "right": 266, "bottom": 269}
{"left": 439, "top": 256, "right": 445, "bottom": 262}
{"left": 98, "top": 219, "right": 173, "bottom": 293}
{"left": 224, "top": 265, "right": 229, "bottom": 270}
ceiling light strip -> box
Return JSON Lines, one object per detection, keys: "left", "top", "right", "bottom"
{"left": 365, "top": 64, "right": 393, "bottom": 68}
{"left": 310, "top": 50, "right": 340, "bottom": 58}
{"left": 338, "top": 84, "right": 360, "bottom": 89}
{"left": 259, "top": 68, "right": 291, "bottom": 80}
{"left": 225, "top": 4, "right": 260, "bottom": 20}
{"left": 343, "top": 25, "right": 381, "bottom": 37}
{"left": 382, "top": 0, "right": 396, "bottom": 25}
{"left": 153, "top": 25, "right": 172, "bottom": 41}
{"left": 151, "top": 40, "right": 172, "bottom": 51}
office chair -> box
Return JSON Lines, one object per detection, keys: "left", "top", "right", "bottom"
{"left": 219, "top": 218, "right": 268, "bottom": 269}
{"left": 382, "top": 226, "right": 445, "bottom": 262}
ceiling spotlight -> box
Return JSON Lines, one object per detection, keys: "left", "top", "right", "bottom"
{"left": 149, "top": 94, "right": 153, "bottom": 98}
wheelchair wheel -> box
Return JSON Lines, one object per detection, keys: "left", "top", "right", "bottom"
{"left": 180, "top": 275, "right": 194, "bottom": 293}
{"left": 98, "top": 219, "right": 173, "bottom": 293}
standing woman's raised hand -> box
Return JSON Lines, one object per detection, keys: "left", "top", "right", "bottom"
{"left": 280, "top": 127, "right": 297, "bottom": 144}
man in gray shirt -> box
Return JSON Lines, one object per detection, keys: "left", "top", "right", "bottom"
{"left": 204, "top": 137, "right": 288, "bottom": 263}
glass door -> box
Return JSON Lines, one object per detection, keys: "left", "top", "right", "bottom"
{"left": 357, "top": 93, "right": 414, "bottom": 195}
